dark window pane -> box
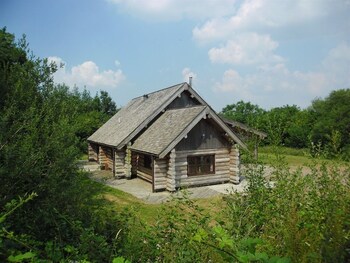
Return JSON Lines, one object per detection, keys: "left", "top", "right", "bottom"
{"left": 144, "top": 154, "right": 152, "bottom": 169}
{"left": 187, "top": 155, "right": 215, "bottom": 176}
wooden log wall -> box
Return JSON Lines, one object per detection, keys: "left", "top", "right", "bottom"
{"left": 99, "top": 146, "right": 113, "bottom": 170}
{"left": 174, "top": 148, "right": 231, "bottom": 188}
{"left": 137, "top": 170, "right": 152, "bottom": 183}
{"left": 88, "top": 143, "right": 98, "bottom": 162}
{"left": 229, "top": 145, "right": 240, "bottom": 184}
{"left": 154, "top": 158, "right": 168, "bottom": 191}
{"left": 115, "top": 150, "right": 126, "bottom": 178}
{"left": 137, "top": 153, "right": 152, "bottom": 182}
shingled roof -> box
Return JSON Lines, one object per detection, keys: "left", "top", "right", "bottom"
{"left": 131, "top": 106, "right": 207, "bottom": 157}
{"left": 88, "top": 82, "right": 247, "bottom": 151}
{"left": 88, "top": 83, "right": 186, "bottom": 148}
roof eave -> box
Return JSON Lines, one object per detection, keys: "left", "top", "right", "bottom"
{"left": 206, "top": 108, "right": 248, "bottom": 151}
{"left": 158, "top": 107, "right": 208, "bottom": 158}
{"left": 222, "top": 117, "right": 267, "bottom": 139}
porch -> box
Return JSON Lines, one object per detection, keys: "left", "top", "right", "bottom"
{"left": 86, "top": 166, "right": 248, "bottom": 204}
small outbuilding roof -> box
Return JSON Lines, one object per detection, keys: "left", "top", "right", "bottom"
{"left": 223, "top": 118, "right": 267, "bottom": 139}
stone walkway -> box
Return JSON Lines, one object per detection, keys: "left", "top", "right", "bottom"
{"left": 80, "top": 161, "right": 248, "bottom": 204}
{"left": 104, "top": 177, "right": 248, "bottom": 204}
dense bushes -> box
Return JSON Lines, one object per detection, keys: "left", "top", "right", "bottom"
{"left": 0, "top": 27, "right": 125, "bottom": 262}
{"left": 120, "top": 159, "right": 350, "bottom": 262}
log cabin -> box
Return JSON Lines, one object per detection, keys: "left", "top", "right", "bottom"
{"left": 88, "top": 82, "right": 255, "bottom": 192}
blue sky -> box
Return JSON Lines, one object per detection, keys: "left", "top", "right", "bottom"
{"left": 1, "top": 0, "right": 350, "bottom": 111}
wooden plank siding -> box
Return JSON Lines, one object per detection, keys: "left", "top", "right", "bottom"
{"left": 166, "top": 90, "right": 201, "bottom": 110}
{"left": 175, "top": 119, "right": 229, "bottom": 151}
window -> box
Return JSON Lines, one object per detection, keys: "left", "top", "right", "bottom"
{"left": 187, "top": 155, "right": 215, "bottom": 176}
{"left": 144, "top": 154, "right": 152, "bottom": 169}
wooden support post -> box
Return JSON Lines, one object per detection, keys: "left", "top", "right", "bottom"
{"left": 229, "top": 144, "right": 240, "bottom": 184}
{"left": 166, "top": 149, "right": 176, "bottom": 192}
{"left": 131, "top": 151, "right": 137, "bottom": 176}
{"left": 152, "top": 156, "right": 155, "bottom": 192}
{"left": 125, "top": 143, "right": 132, "bottom": 180}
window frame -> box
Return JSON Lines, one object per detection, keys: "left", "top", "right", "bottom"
{"left": 187, "top": 154, "right": 215, "bottom": 176}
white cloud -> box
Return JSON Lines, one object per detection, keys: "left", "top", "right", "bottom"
{"left": 193, "top": 0, "right": 349, "bottom": 43}
{"left": 48, "top": 56, "right": 125, "bottom": 90}
{"left": 214, "top": 69, "right": 243, "bottom": 92}
{"left": 322, "top": 42, "right": 350, "bottom": 87}
{"left": 213, "top": 42, "right": 350, "bottom": 108}
{"left": 213, "top": 43, "right": 350, "bottom": 107}
{"left": 213, "top": 65, "right": 328, "bottom": 108}
{"left": 209, "top": 33, "right": 283, "bottom": 65}
{"left": 182, "top": 67, "right": 197, "bottom": 84}
{"left": 108, "top": 0, "right": 237, "bottom": 20}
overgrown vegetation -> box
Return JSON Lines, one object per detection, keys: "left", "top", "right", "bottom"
{"left": 1, "top": 28, "right": 349, "bottom": 262}
{"left": 117, "top": 158, "right": 350, "bottom": 262}
{"left": 221, "top": 92, "right": 350, "bottom": 160}
{"left": 0, "top": 27, "right": 124, "bottom": 262}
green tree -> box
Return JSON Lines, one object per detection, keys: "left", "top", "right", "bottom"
{"left": 284, "top": 109, "right": 313, "bottom": 148}
{"left": 0, "top": 27, "right": 27, "bottom": 110}
{"left": 0, "top": 28, "right": 125, "bottom": 262}
{"left": 99, "top": 90, "right": 117, "bottom": 116}
{"left": 310, "top": 89, "right": 350, "bottom": 157}
{"left": 221, "top": 100, "right": 265, "bottom": 128}
{"left": 262, "top": 105, "right": 303, "bottom": 146}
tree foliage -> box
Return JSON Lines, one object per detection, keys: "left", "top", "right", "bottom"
{"left": 221, "top": 90, "right": 350, "bottom": 159}
{"left": 221, "top": 100, "right": 265, "bottom": 128}
{"left": 0, "top": 27, "right": 124, "bottom": 262}
{"left": 309, "top": 89, "right": 350, "bottom": 157}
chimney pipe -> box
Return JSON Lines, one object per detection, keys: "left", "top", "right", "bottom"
{"left": 189, "top": 76, "right": 193, "bottom": 86}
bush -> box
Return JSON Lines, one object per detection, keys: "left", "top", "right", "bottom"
{"left": 122, "top": 159, "right": 350, "bottom": 262}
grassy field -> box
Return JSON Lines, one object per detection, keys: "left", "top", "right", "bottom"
{"left": 257, "top": 146, "right": 347, "bottom": 167}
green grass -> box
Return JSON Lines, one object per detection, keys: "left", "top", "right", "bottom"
{"left": 78, "top": 153, "right": 88, "bottom": 160}
{"left": 86, "top": 178, "right": 161, "bottom": 222}
{"left": 258, "top": 152, "right": 312, "bottom": 166}
{"left": 259, "top": 146, "right": 308, "bottom": 156}
{"left": 84, "top": 175, "right": 226, "bottom": 223}
{"left": 257, "top": 146, "right": 348, "bottom": 167}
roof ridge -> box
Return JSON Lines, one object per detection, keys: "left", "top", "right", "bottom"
{"left": 131, "top": 82, "right": 186, "bottom": 101}
{"left": 165, "top": 105, "right": 206, "bottom": 111}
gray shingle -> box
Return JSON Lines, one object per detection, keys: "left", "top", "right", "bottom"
{"left": 131, "top": 106, "right": 207, "bottom": 156}
{"left": 88, "top": 83, "right": 185, "bottom": 147}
